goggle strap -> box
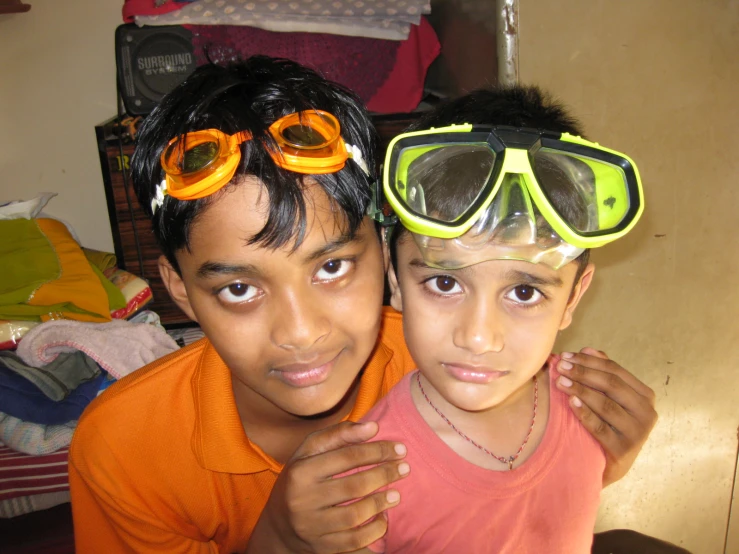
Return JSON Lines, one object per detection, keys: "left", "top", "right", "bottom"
{"left": 346, "top": 143, "right": 370, "bottom": 177}
{"left": 233, "top": 131, "right": 253, "bottom": 146}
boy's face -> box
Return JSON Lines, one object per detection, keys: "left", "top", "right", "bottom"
{"left": 388, "top": 233, "right": 593, "bottom": 413}
{"left": 161, "top": 177, "right": 386, "bottom": 419}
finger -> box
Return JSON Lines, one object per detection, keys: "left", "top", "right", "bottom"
{"left": 293, "top": 421, "right": 381, "bottom": 460}
{"left": 320, "top": 512, "right": 389, "bottom": 554}
{"left": 559, "top": 352, "right": 655, "bottom": 404}
{"left": 567, "top": 395, "right": 627, "bottom": 456}
{"left": 325, "top": 488, "right": 401, "bottom": 532}
{"left": 579, "top": 346, "right": 608, "bottom": 359}
{"left": 323, "top": 459, "right": 410, "bottom": 506}
{"left": 556, "top": 375, "right": 643, "bottom": 439}
{"left": 296, "top": 438, "right": 408, "bottom": 481}
{"left": 556, "top": 362, "right": 648, "bottom": 417}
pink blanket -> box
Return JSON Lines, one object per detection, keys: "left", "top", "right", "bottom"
{"left": 16, "top": 319, "right": 179, "bottom": 380}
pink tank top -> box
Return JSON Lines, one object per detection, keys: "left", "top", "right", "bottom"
{"left": 362, "top": 361, "right": 605, "bottom": 553}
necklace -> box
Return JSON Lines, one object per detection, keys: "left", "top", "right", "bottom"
{"left": 415, "top": 372, "right": 538, "bottom": 470}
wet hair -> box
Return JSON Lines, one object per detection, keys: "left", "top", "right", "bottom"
{"left": 132, "top": 55, "right": 376, "bottom": 272}
{"left": 389, "top": 85, "right": 591, "bottom": 285}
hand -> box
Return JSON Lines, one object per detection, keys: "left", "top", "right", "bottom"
{"left": 554, "top": 347, "right": 657, "bottom": 487}
{"left": 247, "top": 421, "right": 409, "bottom": 554}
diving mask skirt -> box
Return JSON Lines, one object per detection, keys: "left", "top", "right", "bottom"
{"left": 381, "top": 124, "right": 645, "bottom": 270}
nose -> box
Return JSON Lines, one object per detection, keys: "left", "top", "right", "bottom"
{"left": 271, "top": 288, "right": 331, "bottom": 352}
{"left": 452, "top": 299, "right": 504, "bottom": 356}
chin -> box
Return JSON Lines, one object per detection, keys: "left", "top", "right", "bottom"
{"left": 286, "top": 382, "right": 357, "bottom": 419}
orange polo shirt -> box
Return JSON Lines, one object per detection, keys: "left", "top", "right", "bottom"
{"left": 69, "top": 308, "right": 413, "bottom": 553}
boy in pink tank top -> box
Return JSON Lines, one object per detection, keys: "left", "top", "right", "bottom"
{"left": 357, "top": 86, "right": 645, "bottom": 553}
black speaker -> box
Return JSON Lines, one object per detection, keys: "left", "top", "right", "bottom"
{"left": 115, "top": 24, "right": 197, "bottom": 116}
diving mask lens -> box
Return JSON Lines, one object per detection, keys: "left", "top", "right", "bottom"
{"left": 532, "top": 148, "right": 633, "bottom": 235}
{"left": 393, "top": 143, "right": 497, "bottom": 225}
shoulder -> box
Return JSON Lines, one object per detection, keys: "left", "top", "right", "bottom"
{"left": 70, "top": 339, "right": 207, "bottom": 471}
{"left": 377, "top": 307, "right": 405, "bottom": 350}
{"left": 361, "top": 372, "right": 415, "bottom": 434}
{"left": 376, "top": 307, "right": 414, "bottom": 378}
{"left": 546, "top": 365, "right": 606, "bottom": 465}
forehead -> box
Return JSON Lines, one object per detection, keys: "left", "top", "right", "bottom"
{"left": 181, "top": 177, "right": 349, "bottom": 263}
{"left": 396, "top": 232, "right": 578, "bottom": 286}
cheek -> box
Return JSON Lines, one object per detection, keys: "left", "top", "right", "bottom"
{"left": 506, "top": 309, "right": 564, "bottom": 359}
{"left": 319, "top": 250, "right": 386, "bottom": 347}
{"left": 399, "top": 287, "right": 450, "bottom": 355}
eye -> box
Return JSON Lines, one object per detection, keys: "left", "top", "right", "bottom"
{"left": 217, "top": 282, "right": 261, "bottom": 304}
{"left": 314, "top": 259, "right": 353, "bottom": 282}
{"left": 506, "top": 284, "right": 544, "bottom": 305}
{"left": 425, "top": 275, "right": 462, "bottom": 295}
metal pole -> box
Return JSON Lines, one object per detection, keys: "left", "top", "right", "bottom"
{"left": 496, "top": 0, "right": 519, "bottom": 86}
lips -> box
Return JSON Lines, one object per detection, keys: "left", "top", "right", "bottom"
{"left": 273, "top": 352, "right": 340, "bottom": 388}
{"left": 443, "top": 362, "right": 508, "bottom": 384}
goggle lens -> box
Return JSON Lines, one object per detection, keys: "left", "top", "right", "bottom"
{"left": 182, "top": 141, "right": 219, "bottom": 173}
{"left": 533, "top": 149, "right": 631, "bottom": 234}
{"left": 395, "top": 144, "right": 496, "bottom": 223}
{"left": 282, "top": 125, "right": 329, "bottom": 147}
{"left": 163, "top": 135, "right": 224, "bottom": 177}
{"left": 273, "top": 111, "right": 340, "bottom": 151}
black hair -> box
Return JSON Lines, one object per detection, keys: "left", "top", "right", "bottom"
{"left": 390, "top": 85, "right": 591, "bottom": 286}
{"left": 131, "top": 55, "right": 377, "bottom": 272}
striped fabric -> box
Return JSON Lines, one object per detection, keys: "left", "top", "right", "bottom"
{"left": 0, "top": 444, "right": 69, "bottom": 502}
{"left": 0, "top": 490, "right": 70, "bottom": 518}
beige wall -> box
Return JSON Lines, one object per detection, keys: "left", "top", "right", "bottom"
{"left": 0, "top": 0, "right": 121, "bottom": 252}
{"left": 521, "top": 1, "right": 739, "bottom": 553}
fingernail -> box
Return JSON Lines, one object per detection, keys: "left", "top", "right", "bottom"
{"left": 572, "top": 396, "right": 583, "bottom": 408}
{"left": 562, "top": 352, "right": 574, "bottom": 359}
{"left": 394, "top": 443, "right": 407, "bottom": 456}
{"left": 559, "top": 361, "right": 573, "bottom": 371}
{"left": 398, "top": 462, "right": 410, "bottom": 476}
{"left": 559, "top": 376, "right": 573, "bottom": 387}
{"left": 386, "top": 490, "right": 400, "bottom": 503}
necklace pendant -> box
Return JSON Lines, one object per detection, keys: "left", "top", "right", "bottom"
{"left": 508, "top": 458, "right": 514, "bottom": 470}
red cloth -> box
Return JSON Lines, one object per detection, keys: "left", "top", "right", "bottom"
{"left": 0, "top": 444, "right": 69, "bottom": 501}
{"left": 123, "top": 0, "right": 187, "bottom": 23}
{"left": 187, "top": 25, "right": 399, "bottom": 107}
{"left": 185, "top": 18, "right": 439, "bottom": 114}
{"left": 365, "top": 17, "right": 440, "bottom": 113}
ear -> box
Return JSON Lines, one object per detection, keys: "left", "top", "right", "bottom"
{"left": 382, "top": 240, "right": 404, "bottom": 312}
{"left": 559, "top": 263, "right": 595, "bottom": 330}
{"left": 381, "top": 227, "right": 391, "bottom": 275}
{"left": 158, "top": 255, "right": 199, "bottom": 322}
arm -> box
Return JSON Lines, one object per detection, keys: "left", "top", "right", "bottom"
{"left": 247, "top": 421, "right": 408, "bottom": 554}
{"left": 554, "top": 347, "right": 657, "bottom": 487}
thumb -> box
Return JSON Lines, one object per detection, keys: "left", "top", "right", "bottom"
{"left": 292, "top": 421, "right": 380, "bottom": 460}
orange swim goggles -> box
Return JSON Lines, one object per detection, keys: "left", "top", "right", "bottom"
{"left": 160, "top": 110, "right": 367, "bottom": 201}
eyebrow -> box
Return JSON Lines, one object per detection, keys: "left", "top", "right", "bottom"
{"left": 303, "top": 231, "right": 359, "bottom": 263}
{"left": 196, "top": 261, "right": 262, "bottom": 279}
{"left": 407, "top": 260, "right": 564, "bottom": 288}
{"left": 504, "top": 269, "right": 564, "bottom": 288}
{"left": 409, "top": 258, "right": 433, "bottom": 269}
{"left": 195, "top": 231, "right": 359, "bottom": 279}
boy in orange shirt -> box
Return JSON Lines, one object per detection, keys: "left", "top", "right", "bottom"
{"left": 69, "top": 57, "right": 657, "bottom": 553}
